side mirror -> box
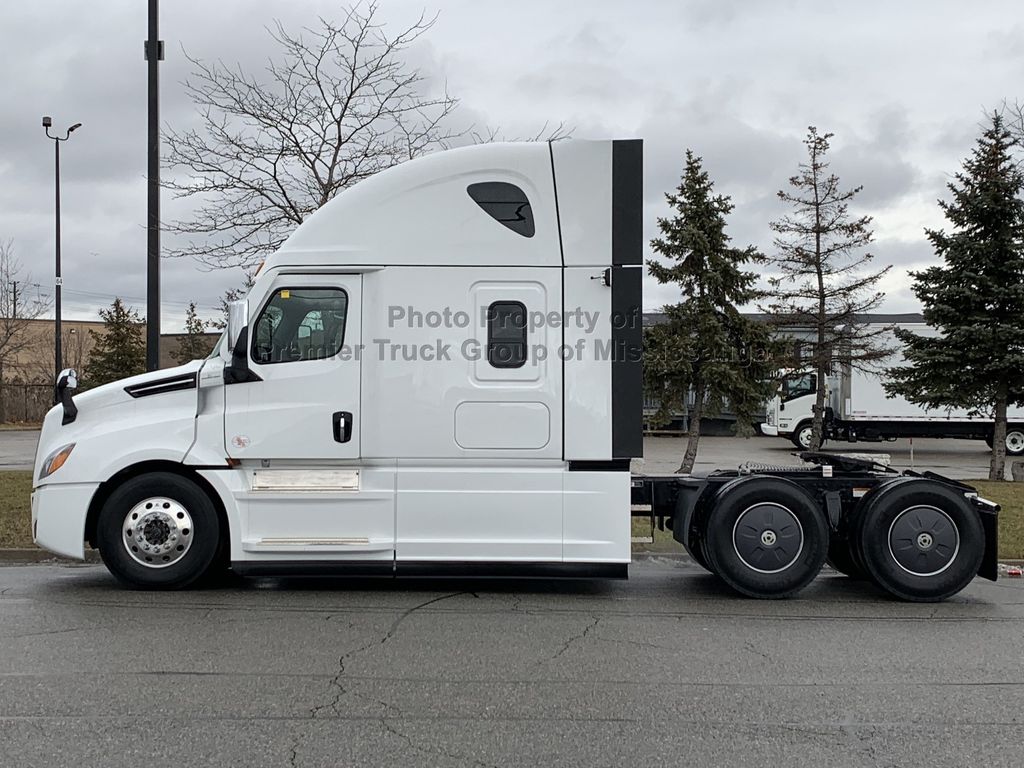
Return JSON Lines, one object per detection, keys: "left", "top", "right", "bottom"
{"left": 223, "top": 301, "right": 262, "bottom": 385}
{"left": 56, "top": 368, "right": 78, "bottom": 391}
{"left": 227, "top": 300, "right": 246, "bottom": 352}
{"left": 55, "top": 368, "right": 78, "bottom": 425}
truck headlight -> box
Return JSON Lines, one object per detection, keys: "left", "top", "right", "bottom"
{"left": 39, "top": 443, "right": 75, "bottom": 480}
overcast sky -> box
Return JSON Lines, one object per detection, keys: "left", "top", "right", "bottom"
{"left": 2, "top": 0, "right": 1022, "bottom": 329}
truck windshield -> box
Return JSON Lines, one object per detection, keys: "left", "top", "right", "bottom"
{"left": 780, "top": 373, "right": 815, "bottom": 402}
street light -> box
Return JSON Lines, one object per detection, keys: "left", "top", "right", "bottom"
{"left": 41, "top": 116, "right": 81, "bottom": 400}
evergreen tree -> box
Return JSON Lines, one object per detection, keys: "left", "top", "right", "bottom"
{"left": 886, "top": 114, "right": 1024, "bottom": 481}
{"left": 646, "top": 150, "right": 780, "bottom": 473}
{"left": 763, "top": 126, "right": 893, "bottom": 450}
{"left": 171, "top": 302, "right": 214, "bottom": 364}
{"left": 85, "top": 298, "right": 146, "bottom": 387}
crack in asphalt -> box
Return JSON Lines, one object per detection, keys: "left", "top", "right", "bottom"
{"left": 311, "top": 592, "right": 469, "bottom": 720}
{"left": 380, "top": 716, "right": 500, "bottom": 768}
{"left": 548, "top": 615, "right": 600, "bottom": 662}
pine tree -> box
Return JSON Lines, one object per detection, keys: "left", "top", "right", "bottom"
{"left": 85, "top": 298, "right": 146, "bottom": 387}
{"left": 763, "top": 126, "right": 893, "bottom": 450}
{"left": 646, "top": 150, "right": 780, "bottom": 473}
{"left": 886, "top": 113, "right": 1024, "bottom": 481}
{"left": 171, "top": 302, "right": 214, "bottom": 364}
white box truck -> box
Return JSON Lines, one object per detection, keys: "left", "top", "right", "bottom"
{"left": 32, "top": 140, "right": 999, "bottom": 601}
{"left": 762, "top": 322, "right": 1024, "bottom": 454}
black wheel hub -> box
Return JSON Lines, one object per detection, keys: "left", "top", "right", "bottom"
{"left": 142, "top": 519, "right": 171, "bottom": 546}
{"left": 733, "top": 503, "right": 804, "bottom": 574}
{"left": 888, "top": 505, "right": 959, "bottom": 576}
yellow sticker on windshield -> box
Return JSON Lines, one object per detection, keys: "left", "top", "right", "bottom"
{"left": 280, "top": 290, "right": 290, "bottom": 299}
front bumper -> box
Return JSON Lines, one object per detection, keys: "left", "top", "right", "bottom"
{"left": 760, "top": 424, "right": 779, "bottom": 437}
{"left": 31, "top": 482, "right": 100, "bottom": 560}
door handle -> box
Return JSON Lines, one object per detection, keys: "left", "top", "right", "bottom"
{"left": 333, "top": 411, "right": 353, "bottom": 443}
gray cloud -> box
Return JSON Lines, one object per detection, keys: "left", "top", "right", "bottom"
{"left": 2, "top": 0, "right": 1023, "bottom": 328}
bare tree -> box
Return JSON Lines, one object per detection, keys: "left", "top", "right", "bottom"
{"left": 165, "top": 3, "right": 460, "bottom": 270}
{"left": 0, "top": 240, "right": 51, "bottom": 382}
{"left": 469, "top": 120, "right": 573, "bottom": 145}
{"left": 761, "top": 127, "right": 893, "bottom": 451}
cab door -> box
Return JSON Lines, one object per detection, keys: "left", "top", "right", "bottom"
{"left": 224, "top": 273, "right": 394, "bottom": 561}
{"left": 225, "top": 274, "right": 361, "bottom": 460}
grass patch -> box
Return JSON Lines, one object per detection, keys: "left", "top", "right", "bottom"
{"left": 0, "top": 471, "right": 34, "bottom": 549}
{"left": 0, "top": 469, "right": 1021, "bottom": 560}
{"left": 967, "top": 481, "right": 1024, "bottom": 561}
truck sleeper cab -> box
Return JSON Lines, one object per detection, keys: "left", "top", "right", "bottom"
{"left": 31, "top": 139, "right": 999, "bottom": 601}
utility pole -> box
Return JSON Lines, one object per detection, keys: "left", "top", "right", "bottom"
{"left": 144, "top": 0, "right": 164, "bottom": 371}
{"left": 10, "top": 281, "right": 16, "bottom": 320}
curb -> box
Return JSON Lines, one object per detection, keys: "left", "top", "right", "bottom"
{"left": 0, "top": 549, "right": 102, "bottom": 564}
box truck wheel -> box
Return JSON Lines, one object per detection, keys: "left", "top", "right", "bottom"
{"left": 703, "top": 477, "right": 828, "bottom": 598}
{"left": 989, "top": 427, "right": 1024, "bottom": 456}
{"left": 791, "top": 422, "right": 816, "bottom": 450}
{"left": 853, "top": 479, "right": 984, "bottom": 602}
{"left": 96, "top": 472, "right": 223, "bottom": 589}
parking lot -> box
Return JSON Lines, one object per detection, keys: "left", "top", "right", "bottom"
{"left": 1, "top": 561, "right": 1022, "bottom": 767}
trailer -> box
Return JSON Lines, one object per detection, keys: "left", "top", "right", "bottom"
{"left": 762, "top": 323, "right": 1024, "bottom": 454}
{"left": 30, "top": 139, "right": 998, "bottom": 601}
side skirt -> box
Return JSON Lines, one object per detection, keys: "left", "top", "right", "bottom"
{"left": 230, "top": 561, "right": 628, "bottom": 580}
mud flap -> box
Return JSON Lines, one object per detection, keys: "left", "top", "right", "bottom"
{"left": 976, "top": 506, "right": 999, "bottom": 582}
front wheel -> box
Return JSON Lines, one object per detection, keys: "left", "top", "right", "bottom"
{"left": 96, "top": 472, "right": 223, "bottom": 589}
{"left": 790, "top": 422, "right": 818, "bottom": 451}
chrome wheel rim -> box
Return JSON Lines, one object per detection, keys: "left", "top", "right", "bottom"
{"left": 122, "top": 497, "right": 194, "bottom": 568}
{"left": 887, "top": 505, "right": 959, "bottom": 577}
{"left": 798, "top": 427, "right": 813, "bottom": 449}
{"left": 1006, "top": 431, "right": 1024, "bottom": 454}
{"left": 732, "top": 502, "right": 804, "bottom": 574}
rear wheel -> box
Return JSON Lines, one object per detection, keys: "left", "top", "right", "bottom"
{"left": 703, "top": 477, "right": 828, "bottom": 598}
{"left": 853, "top": 479, "right": 984, "bottom": 602}
{"left": 96, "top": 472, "right": 223, "bottom": 589}
{"left": 984, "top": 426, "right": 1024, "bottom": 456}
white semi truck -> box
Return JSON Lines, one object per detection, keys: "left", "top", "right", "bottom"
{"left": 31, "top": 140, "right": 999, "bottom": 601}
{"left": 762, "top": 322, "right": 1024, "bottom": 454}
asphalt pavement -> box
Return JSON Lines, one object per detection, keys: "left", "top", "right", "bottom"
{"left": 1, "top": 561, "right": 1022, "bottom": 767}
{"left": 0, "top": 430, "right": 38, "bottom": 471}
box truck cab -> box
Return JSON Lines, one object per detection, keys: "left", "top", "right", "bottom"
{"left": 762, "top": 324, "right": 1024, "bottom": 456}
{"left": 31, "top": 139, "right": 645, "bottom": 588}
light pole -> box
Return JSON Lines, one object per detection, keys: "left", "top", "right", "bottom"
{"left": 41, "top": 116, "right": 81, "bottom": 397}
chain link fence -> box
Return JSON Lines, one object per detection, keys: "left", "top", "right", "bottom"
{"left": 0, "top": 383, "right": 52, "bottom": 424}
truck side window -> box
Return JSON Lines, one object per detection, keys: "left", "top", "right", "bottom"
{"left": 487, "top": 301, "right": 527, "bottom": 368}
{"left": 780, "top": 373, "right": 816, "bottom": 402}
{"left": 252, "top": 287, "right": 348, "bottom": 364}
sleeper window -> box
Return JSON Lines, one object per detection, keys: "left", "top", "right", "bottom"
{"left": 487, "top": 301, "right": 527, "bottom": 368}
{"left": 252, "top": 287, "right": 348, "bottom": 364}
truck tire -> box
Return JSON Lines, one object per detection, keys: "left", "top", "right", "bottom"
{"left": 790, "top": 422, "right": 816, "bottom": 451}
{"left": 984, "top": 426, "right": 1024, "bottom": 456}
{"left": 853, "top": 478, "right": 984, "bottom": 602}
{"left": 703, "top": 476, "right": 828, "bottom": 598}
{"left": 96, "top": 472, "right": 223, "bottom": 590}
{"left": 826, "top": 539, "right": 867, "bottom": 579}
